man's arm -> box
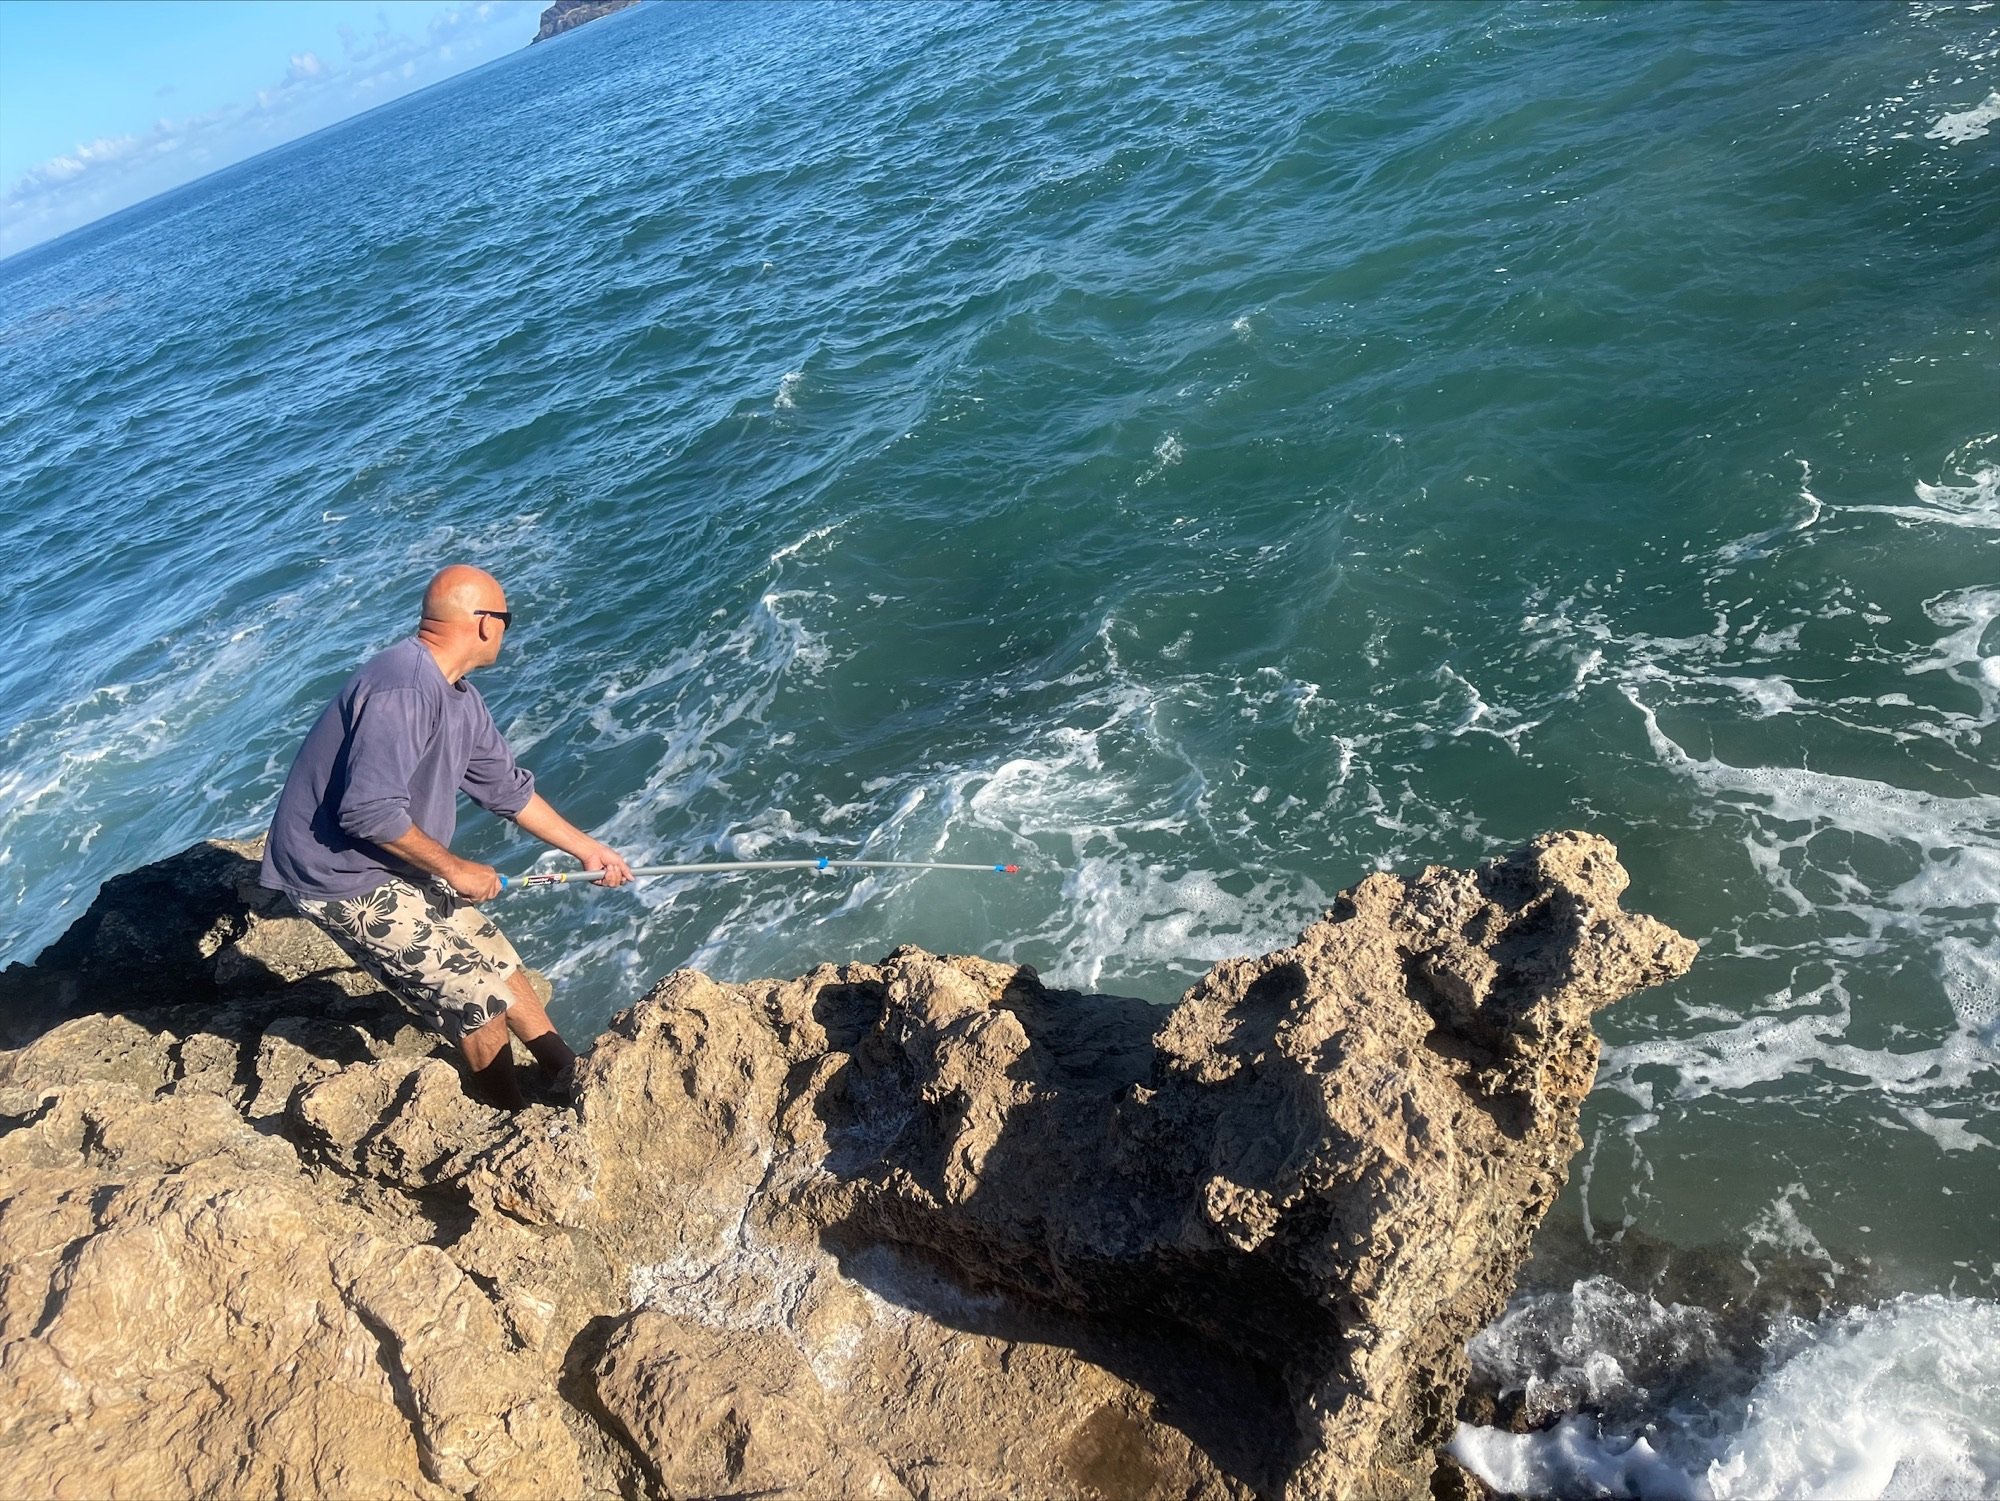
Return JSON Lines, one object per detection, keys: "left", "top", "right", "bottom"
{"left": 378, "top": 825, "right": 504, "bottom": 901}
{"left": 513, "top": 794, "right": 634, "bottom": 886}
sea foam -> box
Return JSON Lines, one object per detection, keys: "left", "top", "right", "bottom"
{"left": 1927, "top": 92, "right": 2000, "bottom": 142}
{"left": 1453, "top": 1291, "right": 2000, "bottom": 1500}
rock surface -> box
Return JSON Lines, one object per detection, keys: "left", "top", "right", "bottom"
{"left": 0, "top": 832, "right": 1693, "bottom": 1499}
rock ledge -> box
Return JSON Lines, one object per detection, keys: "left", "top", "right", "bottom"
{"left": 0, "top": 832, "right": 1693, "bottom": 1499}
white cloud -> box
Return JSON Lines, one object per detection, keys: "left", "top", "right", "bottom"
{"left": 13, "top": 134, "right": 148, "bottom": 193}
{"left": 1, "top": 1, "right": 545, "bottom": 257}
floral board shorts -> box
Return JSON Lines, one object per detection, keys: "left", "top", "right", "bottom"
{"left": 292, "top": 876, "right": 524, "bottom": 1042}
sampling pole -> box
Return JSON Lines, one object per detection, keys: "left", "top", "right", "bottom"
{"left": 496, "top": 857, "right": 1019, "bottom": 892}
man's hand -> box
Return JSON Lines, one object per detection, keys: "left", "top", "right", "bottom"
{"left": 579, "top": 840, "right": 633, "bottom": 887}
{"left": 512, "top": 794, "right": 633, "bottom": 888}
{"left": 379, "top": 824, "right": 500, "bottom": 901}
{"left": 448, "top": 857, "right": 503, "bottom": 902}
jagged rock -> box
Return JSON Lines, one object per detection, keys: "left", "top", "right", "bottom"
{"left": 0, "top": 831, "right": 1693, "bottom": 1499}
{"left": 593, "top": 1310, "right": 913, "bottom": 1499}
{"left": 0, "top": 1143, "right": 579, "bottom": 1500}
{"left": 0, "top": 1164, "right": 445, "bottom": 1501}
{"left": 291, "top": 1056, "right": 510, "bottom": 1186}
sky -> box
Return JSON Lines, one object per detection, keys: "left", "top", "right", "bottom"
{"left": 0, "top": 0, "right": 551, "bottom": 260}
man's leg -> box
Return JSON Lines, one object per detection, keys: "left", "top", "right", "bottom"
{"left": 437, "top": 901, "right": 576, "bottom": 1107}
{"left": 296, "top": 883, "right": 570, "bottom": 1112}
{"left": 298, "top": 883, "right": 526, "bottom": 1105}
{"left": 459, "top": 976, "right": 577, "bottom": 1109}
{"left": 502, "top": 970, "right": 576, "bottom": 1084}
{"left": 460, "top": 1007, "right": 528, "bottom": 1110}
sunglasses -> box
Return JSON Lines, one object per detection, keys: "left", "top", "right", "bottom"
{"left": 473, "top": 609, "right": 514, "bottom": 628}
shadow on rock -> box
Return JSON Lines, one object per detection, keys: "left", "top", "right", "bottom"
{"left": 0, "top": 830, "right": 1695, "bottom": 1501}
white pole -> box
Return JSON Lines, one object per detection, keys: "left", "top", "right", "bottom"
{"left": 500, "top": 857, "right": 1019, "bottom": 890}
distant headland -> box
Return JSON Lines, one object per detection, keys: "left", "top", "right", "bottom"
{"left": 532, "top": 0, "right": 641, "bottom": 44}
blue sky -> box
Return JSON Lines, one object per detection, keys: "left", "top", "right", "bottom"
{"left": 0, "top": 0, "right": 549, "bottom": 258}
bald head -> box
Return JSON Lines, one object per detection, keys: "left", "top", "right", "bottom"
{"left": 421, "top": 564, "right": 505, "bottom": 623}
{"left": 415, "top": 565, "right": 510, "bottom": 682}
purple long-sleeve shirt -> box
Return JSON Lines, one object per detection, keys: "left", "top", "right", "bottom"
{"left": 261, "top": 637, "right": 535, "bottom": 901}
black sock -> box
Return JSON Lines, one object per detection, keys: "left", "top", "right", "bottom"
{"left": 469, "top": 1048, "right": 528, "bottom": 1111}
{"left": 523, "top": 1030, "right": 576, "bottom": 1081}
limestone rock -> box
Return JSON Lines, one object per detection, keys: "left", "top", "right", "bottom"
{"left": 0, "top": 831, "right": 1693, "bottom": 1499}
{"left": 0, "top": 1164, "right": 448, "bottom": 1501}
{"left": 593, "top": 1309, "right": 912, "bottom": 1499}
{"left": 291, "top": 1056, "right": 510, "bottom": 1186}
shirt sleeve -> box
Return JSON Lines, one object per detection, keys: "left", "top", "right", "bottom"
{"left": 334, "top": 687, "right": 426, "bottom": 844}
{"left": 461, "top": 700, "right": 535, "bottom": 818}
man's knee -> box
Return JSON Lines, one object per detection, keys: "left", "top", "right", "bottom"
{"left": 460, "top": 1006, "right": 513, "bottom": 1068}
{"left": 502, "top": 971, "right": 554, "bottom": 1029}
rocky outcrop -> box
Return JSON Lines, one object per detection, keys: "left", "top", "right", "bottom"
{"left": 531, "top": 0, "right": 640, "bottom": 44}
{"left": 0, "top": 832, "right": 1693, "bottom": 1499}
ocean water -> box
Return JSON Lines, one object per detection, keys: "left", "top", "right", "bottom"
{"left": 1, "top": 1, "right": 1995, "bottom": 1491}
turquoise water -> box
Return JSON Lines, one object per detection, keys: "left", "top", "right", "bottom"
{"left": 2, "top": 2, "right": 1996, "bottom": 1489}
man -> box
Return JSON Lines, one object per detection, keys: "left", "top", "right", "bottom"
{"left": 262, "top": 564, "right": 633, "bottom": 1110}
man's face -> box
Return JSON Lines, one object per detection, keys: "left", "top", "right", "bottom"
{"left": 476, "top": 593, "right": 510, "bottom": 666}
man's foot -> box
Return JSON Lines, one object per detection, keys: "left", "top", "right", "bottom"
{"left": 468, "top": 1049, "right": 529, "bottom": 1111}
{"left": 522, "top": 1029, "right": 576, "bottom": 1078}
{"left": 517, "top": 1029, "right": 577, "bottom": 1104}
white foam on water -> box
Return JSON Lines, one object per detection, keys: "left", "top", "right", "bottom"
{"left": 1897, "top": 1104, "right": 1994, "bottom": 1153}
{"left": 575, "top": 589, "right": 832, "bottom": 767}
{"left": 1741, "top": 1184, "right": 1842, "bottom": 1287}
{"left": 1709, "top": 1296, "right": 2000, "bottom": 1499}
{"left": 1927, "top": 91, "right": 2000, "bottom": 141}
{"left": 774, "top": 368, "right": 804, "bottom": 408}
{"left": 568, "top": 603, "right": 1313, "bottom": 999}
{"left": 768, "top": 518, "right": 845, "bottom": 564}
{"left": 1454, "top": 1419, "right": 1705, "bottom": 1501}
{"left": 1027, "top": 856, "right": 1328, "bottom": 994}
{"left": 1848, "top": 459, "right": 2000, "bottom": 530}
{"left": 1938, "top": 938, "right": 2000, "bottom": 1045}
{"left": 1635, "top": 707, "right": 1956, "bottom": 848}
{"left": 1716, "top": 465, "right": 1824, "bottom": 564}
{"left": 592, "top": 590, "right": 1375, "bottom": 1003}
{"left": 930, "top": 662, "right": 1332, "bottom": 992}
{"left": 1427, "top": 634, "right": 1609, "bottom": 749}
{"left": 1625, "top": 684, "right": 2000, "bottom": 994}
{"left": 525, "top": 547, "right": 860, "bottom": 992}
{"left": 1137, "top": 431, "right": 1185, "bottom": 485}
{"left": 1908, "top": 584, "right": 2000, "bottom": 727}
{"left": 0, "top": 609, "right": 298, "bottom": 954}
{"left": 1453, "top": 1292, "right": 2000, "bottom": 1500}
{"left": 1596, "top": 556, "right": 2000, "bottom": 1121}
{"left": 1466, "top": 1275, "right": 1725, "bottom": 1425}
{"left": 1709, "top": 675, "right": 1804, "bottom": 717}
{"left": 1604, "top": 974, "right": 1998, "bottom": 1115}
